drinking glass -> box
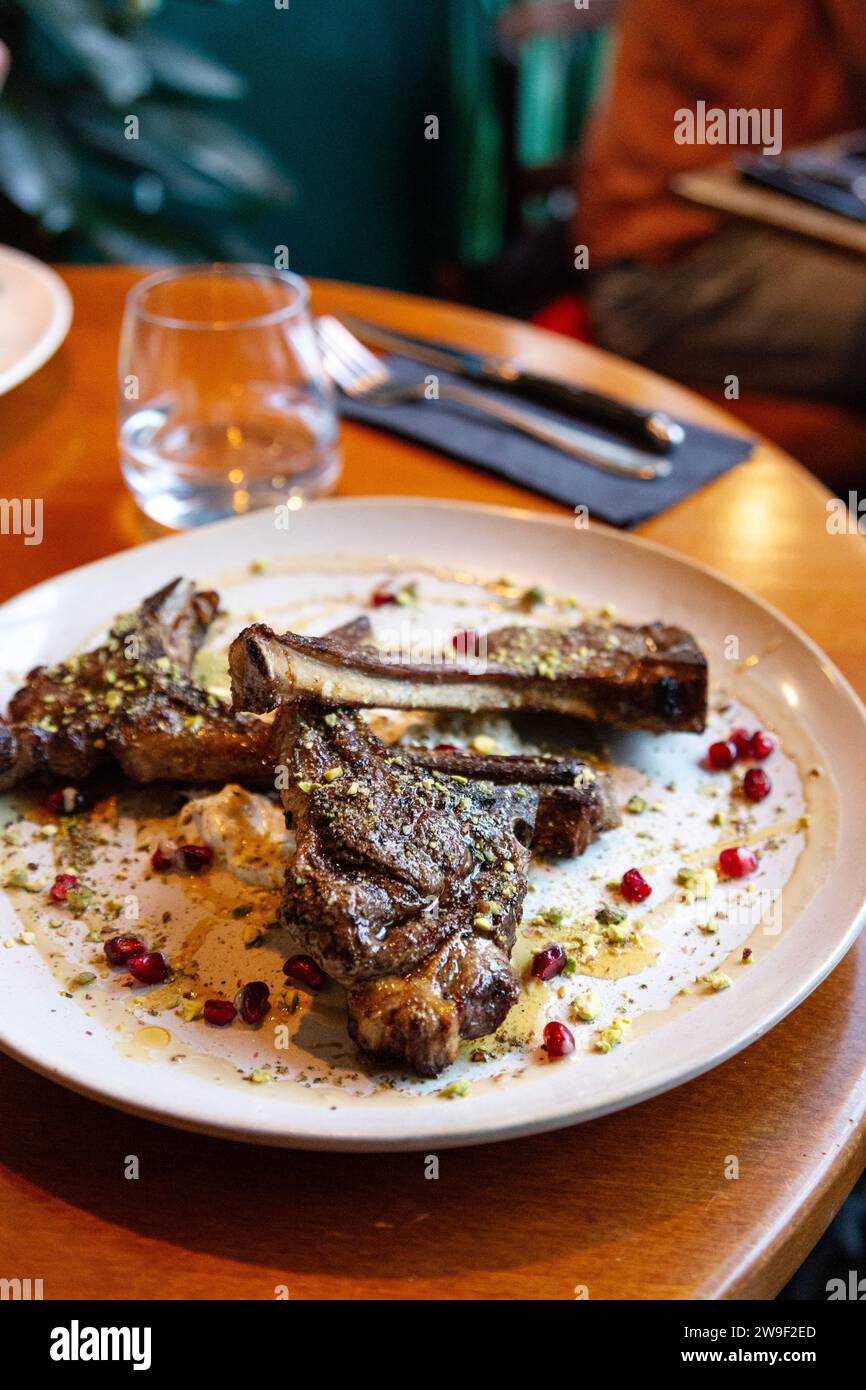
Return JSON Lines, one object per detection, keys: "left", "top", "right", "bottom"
{"left": 118, "top": 264, "right": 341, "bottom": 528}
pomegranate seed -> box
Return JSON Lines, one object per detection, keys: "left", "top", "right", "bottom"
{"left": 282, "top": 954, "right": 325, "bottom": 991}
{"left": 49, "top": 873, "right": 78, "bottom": 903}
{"left": 743, "top": 767, "right": 771, "bottom": 802}
{"left": 531, "top": 944, "right": 567, "bottom": 981}
{"left": 45, "top": 786, "right": 86, "bottom": 816}
{"left": 730, "top": 728, "right": 753, "bottom": 759}
{"left": 543, "top": 1020, "right": 575, "bottom": 1058}
{"left": 452, "top": 629, "right": 479, "bottom": 659}
{"left": 707, "top": 740, "right": 737, "bottom": 771}
{"left": 620, "top": 868, "right": 651, "bottom": 903}
{"left": 371, "top": 585, "right": 397, "bottom": 607}
{"left": 126, "top": 950, "right": 169, "bottom": 984}
{"left": 204, "top": 998, "right": 236, "bottom": 1027}
{"left": 718, "top": 846, "right": 757, "bottom": 878}
{"left": 434, "top": 743, "right": 458, "bottom": 751}
{"left": 104, "top": 935, "right": 144, "bottom": 966}
{"left": 749, "top": 730, "right": 775, "bottom": 760}
{"left": 238, "top": 980, "right": 270, "bottom": 1025}
{"left": 181, "top": 843, "right": 213, "bottom": 873}
{"left": 151, "top": 840, "right": 177, "bottom": 872}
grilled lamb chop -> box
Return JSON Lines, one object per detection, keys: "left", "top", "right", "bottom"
{"left": 276, "top": 702, "right": 538, "bottom": 985}
{"left": 108, "top": 616, "right": 370, "bottom": 787}
{"left": 0, "top": 578, "right": 227, "bottom": 791}
{"left": 343, "top": 753, "right": 619, "bottom": 1072}
{"left": 229, "top": 618, "right": 707, "bottom": 732}
{"left": 0, "top": 591, "right": 369, "bottom": 793}
{"left": 395, "top": 746, "right": 620, "bottom": 856}
{"left": 346, "top": 929, "right": 522, "bottom": 1077}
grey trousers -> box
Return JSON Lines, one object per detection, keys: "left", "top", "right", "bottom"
{"left": 587, "top": 225, "right": 866, "bottom": 409}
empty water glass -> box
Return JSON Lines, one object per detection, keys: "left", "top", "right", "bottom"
{"left": 119, "top": 265, "right": 341, "bottom": 528}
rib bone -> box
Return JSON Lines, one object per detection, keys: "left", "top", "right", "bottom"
{"left": 229, "top": 618, "right": 707, "bottom": 732}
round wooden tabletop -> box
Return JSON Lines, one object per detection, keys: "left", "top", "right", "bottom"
{"left": 1, "top": 267, "right": 864, "bottom": 1301}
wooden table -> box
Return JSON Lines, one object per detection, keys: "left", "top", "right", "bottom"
{"left": 1, "top": 268, "right": 865, "bottom": 1301}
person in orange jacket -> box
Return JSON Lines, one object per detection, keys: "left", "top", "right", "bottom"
{"left": 579, "top": 0, "right": 866, "bottom": 405}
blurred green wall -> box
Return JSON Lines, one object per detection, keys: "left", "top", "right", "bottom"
{"left": 162, "top": 0, "right": 452, "bottom": 291}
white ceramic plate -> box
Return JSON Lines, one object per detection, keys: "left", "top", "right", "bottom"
{"left": 0, "top": 245, "right": 73, "bottom": 396}
{"left": 1, "top": 498, "right": 864, "bottom": 1150}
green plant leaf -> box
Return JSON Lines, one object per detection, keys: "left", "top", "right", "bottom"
{"left": 70, "top": 96, "right": 293, "bottom": 204}
{"left": 77, "top": 203, "right": 213, "bottom": 263}
{"left": 22, "top": 0, "right": 152, "bottom": 105}
{"left": 140, "top": 102, "right": 294, "bottom": 203}
{"left": 0, "top": 99, "right": 80, "bottom": 231}
{"left": 134, "top": 32, "right": 245, "bottom": 100}
{"left": 69, "top": 102, "right": 253, "bottom": 209}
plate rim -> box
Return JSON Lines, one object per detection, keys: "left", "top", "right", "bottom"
{"left": 0, "top": 245, "right": 73, "bottom": 397}
{"left": 1, "top": 495, "right": 865, "bottom": 1151}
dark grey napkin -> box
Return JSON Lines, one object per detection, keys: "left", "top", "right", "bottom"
{"left": 339, "top": 355, "right": 754, "bottom": 527}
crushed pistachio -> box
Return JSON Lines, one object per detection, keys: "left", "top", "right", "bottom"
{"left": 323, "top": 766, "right": 343, "bottom": 783}
{"left": 67, "top": 887, "right": 94, "bottom": 916}
{"left": 296, "top": 780, "right": 314, "bottom": 794}
{"left": 702, "top": 970, "right": 732, "bottom": 992}
{"left": 471, "top": 735, "right": 497, "bottom": 754}
{"left": 250, "top": 1068, "right": 274, "bottom": 1084}
{"left": 626, "top": 795, "right": 647, "bottom": 815}
{"left": 572, "top": 990, "right": 601, "bottom": 1022}
{"left": 6, "top": 867, "right": 38, "bottom": 892}
{"left": 603, "top": 922, "right": 631, "bottom": 944}
{"left": 595, "top": 904, "right": 626, "bottom": 927}
{"left": 594, "top": 1016, "right": 631, "bottom": 1052}
{"left": 439, "top": 1079, "right": 469, "bottom": 1099}
{"left": 179, "top": 998, "right": 205, "bottom": 1022}
{"left": 677, "top": 865, "right": 718, "bottom": 900}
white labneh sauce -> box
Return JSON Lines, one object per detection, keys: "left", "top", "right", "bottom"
{"left": 179, "top": 785, "right": 293, "bottom": 890}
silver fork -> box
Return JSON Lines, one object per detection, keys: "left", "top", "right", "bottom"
{"left": 315, "top": 315, "right": 671, "bottom": 482}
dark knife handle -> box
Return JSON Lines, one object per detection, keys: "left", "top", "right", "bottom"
{"left": 487, "top": 369, "right": 684, "bottom": 454}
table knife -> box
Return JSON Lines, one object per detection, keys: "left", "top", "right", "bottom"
{"left": 338, "top": 313, "right": 685, "bottom": 454}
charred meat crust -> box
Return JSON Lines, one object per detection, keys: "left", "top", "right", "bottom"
{"left": 0, "top": 578, "right": 222, "bottom": 791}
{"left": 396, "top": 746, "right": 620, "bottom": 856}
{"left": 275, "top": 710, "right": 619, "bottom": 1072}
{"left": 346, "top": 931, "right": 520, "bottom": 1077}
{"left": 276, "top": 702, "right": 537, "bottom": 987}
{"left": 0, "top": 593, "right": 370, "bottom": 794}
{"left": 229, "top": 618, "right": 708, "bottom": 732}
{"left": 0, "top": 578, "right": 618, "bottom": 859}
